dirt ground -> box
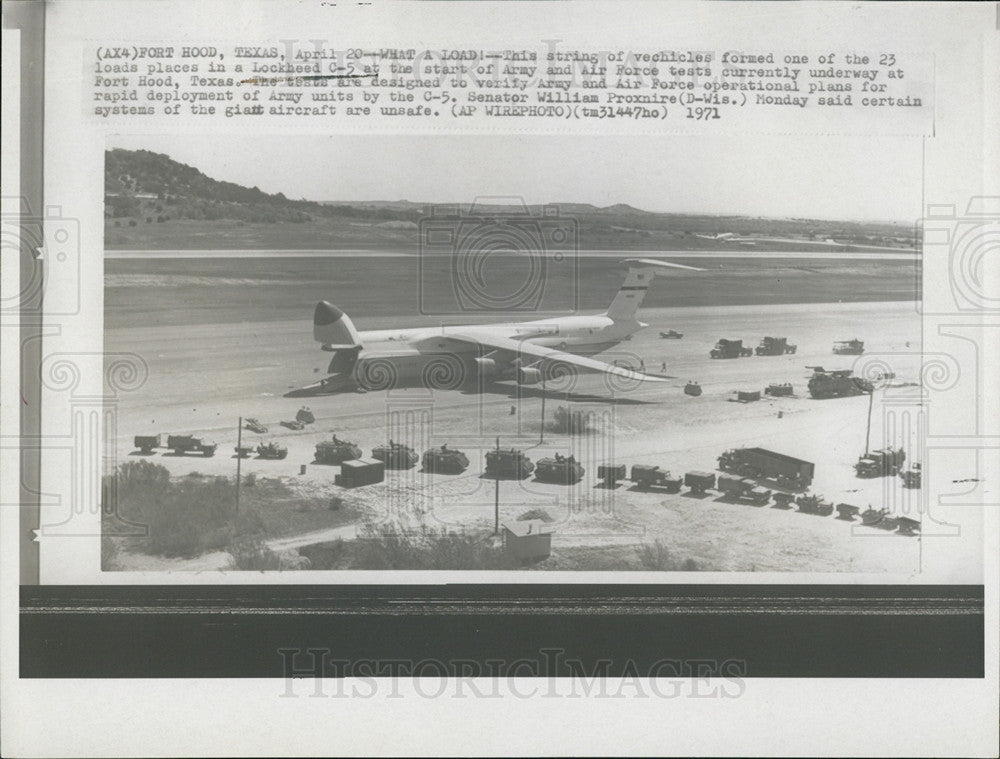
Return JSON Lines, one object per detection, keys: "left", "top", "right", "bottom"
{"left": 101, "top": 295, "right": 986, "bottom": 577}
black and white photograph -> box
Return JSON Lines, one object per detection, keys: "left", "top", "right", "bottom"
{"left": 3, "top": 1, "right": 996, "bottom": 757}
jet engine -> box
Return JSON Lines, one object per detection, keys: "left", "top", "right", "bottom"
{"left": 473, "top": 356, "right": 501, "bottom": 381}
{"left": 516, "top": 366, "right": 543, "bottom": 385}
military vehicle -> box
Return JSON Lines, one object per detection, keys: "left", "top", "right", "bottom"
{"left": 484, "top": 448, "right": 535, "bottom": 480}
{"left": 422, "top": 444, "right": 470, "bottom": 474}
{"left": 717, "top": 475, "right": 772, "bottom": 504}
{"left": 772, "top": 492, "right": 795, "bottom": 509}
{"left": 795, "top": 494, "right": 834, "bottom": 516}
{"left": 244, "top": 418, "right": 267, "bottom": 434}
{"left": 534, "top": 453, "right": 585, "bottom": 485}
{"left": 806, "top": 367, "right": 874, "bottom": 399}
{"left": 659, "top": 329, "right": 683, "bottom": 339}
{"left": 833, "top": 339, "right": 865, "bottom": 355}
{"left": 899, "top": 462, "right": 922, "bottom": 488}
{"left": 314, "top": 435, "right": 363, "bottom": 465}
{"left": 371, "top": 440, "right": 419, "bottom": 470}
{"left": 855, "top": 446, "right": 906, "bottom": 478}
{"left": 755, "top": 336, "right": 797, "bottom": 356}
{"left": 683, "top": 381, "right": 702, "bottom": 396}
{"left": 764, "top": 383, "right": 794, "bottom": 397}
{"left": 860, "top": 506, "right": 890, "bottom": 526}
{"left": 733, "top": 390, "right": 761, "bottom": 403}
{"left": 717, "top": 447, "right": 814, "bottom": 490}
{"left": 295, "top": 407, "right": 315, "bottom": 424}
{"left": 710, "top": 339, "right": 752, "bottom": 359}
{"left": 684, "top": 471, "right": 716, "bottom": 495}
{"left": 234, "top": 445, "right": 254, "bottom": 458}
{"left": 835, "top": 503, "right": 861, "bottom": 520}
{"left": 896, "top": 517, "right": 921, "bottom": 536}
{"left": 133, "top": 434, "right": 161, "bottom": 454}
{"left": 256, "top": 441, "right": 288, "bottom": 460}
{"left": 630, "top": 464, "right": 682, "bottom": 493}
{"left": 597, "top": 463, "right": 626, "bottom": 486}
{"left": 280, "top": 419, "right": 306, "bottom": 431}
{"left": 165, "top": 435, "right": 217, "bottom": 457}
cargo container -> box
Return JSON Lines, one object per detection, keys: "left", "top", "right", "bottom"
{"left": 764, "top": 383, "right": 794, "bottom": 397}
{"left": 717, "top": 447, "right": 814, "bottom": 489}
{"left": 503, "top": 521, "right": 553, "bottom": 563}
{"left": 597, "top": 463, "right": 626, "bottom": 486}
{"left": 335, "top": 458, "right": 385, "bottom": 488}
{"left": 734, "top": 390, "right": 761, "bottom": 403}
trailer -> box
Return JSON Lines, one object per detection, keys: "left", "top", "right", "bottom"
{"left": 133, "top": 434, "right": 161, "bottom": 454}
{"left": 165, "top": 435, "right": 217, "bottom": 457}
{"left": 710, "top": 339, "right": 752, "bottom": 359}
{"left": 630, "top": 464, "right": 682, "bottom": 493}
{"left": 335, "top": 458, "right": 385, "bottom": 488}
{"left": 772, "top": 492, "right": 795, "bottom": 509}
{"left": 684, "top": 471, "right": 716, "bottom": 495}
{"left": 755, "top": 336, "right": 797, "bottom": 356}
{"left": 597, "top": 463, "right": 626, "bottom": 487}
{"left": 733, "top": 390, "right": 761, "bottom": 403}
{"left": 764, "top": 383, "right": 794, "bottom": 397}
{"left": 717, "top": 447, "right": 814, "bottom": 489}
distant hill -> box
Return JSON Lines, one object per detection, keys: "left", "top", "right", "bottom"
{"left": 105, "top": 148, "right": 918, "bottom": 251}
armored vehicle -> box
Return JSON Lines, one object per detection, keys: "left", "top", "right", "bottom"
{"left": 860, "top": 506, "right": 890, "bottom": 526}
{"left": 630, "top": 464, "right": 682, "bottom": 493}
{"left": 795, "top": 494, "right": 834, "bottom": 516}
{"left": 855, "top": 446, "right": 906, "bottom": 478}
{"left": 755, "top": 336, "right": 797, "bottom": 356}
{"left": 314, "top": 435, "right": 363, "bottom": 465}
{"left": 256, "top": 441, "right": 288, "bottom": 460}
{"left": 166, "top": 435, "right": 217, "bottom": 457}
{"left": 684, "top": 471, "right": 716, "bottom": 494}
{"left": 807, "top": 367, "right": 873, "bottom": 399}
{"left": 295, "top": 407, "right": 315, "bottom": 425}
{"left": 833, "top": 339, "right": 865, "bottom": 355}
{"left": 422, "top": 444, "right": 470, "bottom": 474}
{"left": 659, "top": 330, "right": 683, "bottom": 339}
{"left": 485, "top": 448, "right": 535, "bottom": 480}
{"left": 133, "top": 434, "right": 161, "bottom": 454}
{"left": 372, "top": 440, "right": 419, "bottom": 470}
{"left": 534, "top": 453, "right": 585, "bottom": 485}
{"left": 710, "top": 339, "right": 752, "bottom": 359}
{"left": 244, "top": 418, "right": 267, "bottom": 434}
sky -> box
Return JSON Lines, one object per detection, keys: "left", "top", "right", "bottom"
{"left": 107, "top": 134, "right": 923, "bottom": 223}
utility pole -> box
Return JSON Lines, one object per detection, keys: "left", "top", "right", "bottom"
{"left": 864, "top": 388, "right": 874, "bottom": 455}
{"left": 494, "top": 436, "right": 500, "bottom": 536}
{"left": 539, "top": 372, "right": 546, "bottom": 444}
{"left": 235, "top": 416, "right": 242, "bottom": 514}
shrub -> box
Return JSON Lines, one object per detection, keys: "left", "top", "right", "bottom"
{"left": 227, "top": 537, "right": 280, "bottom": 571}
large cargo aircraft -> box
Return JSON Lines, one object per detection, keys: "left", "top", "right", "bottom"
{"left": 309, "top": 258, "right": 702, "bottom": 393}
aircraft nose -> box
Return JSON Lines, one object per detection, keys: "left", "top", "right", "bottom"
{"left": 638, "top": 321, "right": 649, "bottom": 329}
{"left": 314, "top": 301, "right": 344, "bottom": 326}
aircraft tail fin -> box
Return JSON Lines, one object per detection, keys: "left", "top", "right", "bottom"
{"left": 605, "top": 258, "right": 704, "bottom": 321}
{"left": 313, "top": 301, "right": 363, "bottom": 350}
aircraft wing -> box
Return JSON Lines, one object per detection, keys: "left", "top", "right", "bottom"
{"left": 444, "top": 331, "right": 669, "bottom": 383}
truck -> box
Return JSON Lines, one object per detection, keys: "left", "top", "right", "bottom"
{"left": 485, "top": 448, "right": 535, "bottom": 480}
{"left": 833, "top": 339, "right": 865, "bottom": 355}
{"left": 855, "top": 446, "right": 906, "bottom": 478}
{"left": 755, "top": 336, "right": 797, "bottom": 356}
{"left": 717, "top": 474, "right": 772, "bottom": 504}
{"left": 717, "top": 447, "right": 814, "bottom": 490}
{"left": 684, "top": 470, "right": 716, "bottom": 495}
{"left": 795, "top": 494, "right": 834, "bottom": 516}
{"left": 165, "top": 435, "right": 217, "bottom": 457}
{"left": 899, "top": 462, "right": 922, "bottom": 488}
{"left": 133, "top": 434, "right": 161, "bottom": 454}
{"left": 630, "top": 464, "right": 682, "bottom": 493}
{"left": 710, "top": 339, "right": 752, "bottom": 359}
{"left": 534, "top": 454, "right": 585, "bottom": 485}
{"left": 806, "top": 367, "right": 874, "bottom": 399}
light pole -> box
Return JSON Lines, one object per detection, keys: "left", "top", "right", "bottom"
{"left": 539, "top": 371, "right": 546, "bottom": 444}
{"left": 864, "top": 387, "right": 874, "bottom": 456}
{"left": 493, "top": 435, "right": 500, "bottom": 536}
{"left": 235, "top": 416, "right": 242, "bottom": 514}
